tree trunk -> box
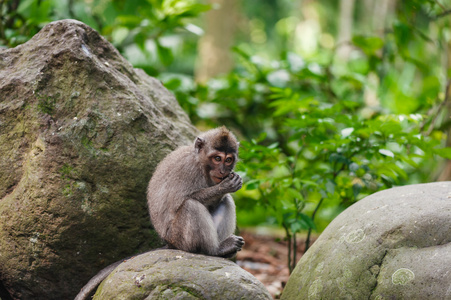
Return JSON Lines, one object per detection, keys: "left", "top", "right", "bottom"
{"left": 195, "top": 0, "right": 239, "bottom": 83}
{"left": 438, "top": 40, "right": 451, "bottom": 181}
{"left": 361, "top": 0, "right": 396, "bottom": 113}
{"left": 336, "top": 0, "right": 355, "bottom": 61}
{"left": 373, "top": 0, "right": 395, "bottom": 36}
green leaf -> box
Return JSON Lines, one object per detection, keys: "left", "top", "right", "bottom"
{"left": 116, "top": 15, "right": 144, "bottom": 27}
{"left": 352, "top": 35, "right": 384, "bottom": 55}
{"left": 352, "top": 183, "right": 362, "bottom": 200}
{"left": 245, "top": 179, "right": 261, "bottom": 190}
{"left": 379, "top": 149, "right": 395, "bottom": 158}
{"left": 112, "top": 27, "right": 130, "bottom": 45}
{"left": 184, "top": 23, "right": 204, "bottom": 35}
{"left": 326, "top": 180, "right": 335, "bottom": 196}
{"left": 290, "top": 220, "right": 304, "bottom": 233}
{"left": 393, "top": 22, "right": 412, "bottom": 48}
{"left": 299, "top": 213, "right": 316, "bottom": 230}
{"left": 156, "top": 41, "right": 174, "bottom": 66}
{"left": 17, "top": 0, "right": 36, "bottom": 15}
{"left": 299, "top": 180, "right": 319, "bottom": 187}
{"left": 434, "top": 147, "right": 451, "bottom": 159}
{"left": 163, "top": 77, "right": 182, "bottom": 90}
{"left": 287, "top": 188, "right": 304, "bottom": 201}
{"left": 341, "top": 127, "right": 354, "bottom": 138}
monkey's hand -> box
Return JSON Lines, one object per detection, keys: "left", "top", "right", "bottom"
{"left": 219, "top": 172, "right": 242, "bottom": 193}
{"left": 189, "top": 173, "right": 242, "bottom": 207}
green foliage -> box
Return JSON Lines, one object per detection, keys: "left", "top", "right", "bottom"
{"left": 1, "top": 0, "right": 207, "bottom": 75}
{"left": 0, "top": 0, "right": 50, "bottom": 46}
{"left": 164, "top": 0, "right": 451, "bottom": 272}
{"left": 98, "top": 0, "right": 209, "bottom": 74}
{"left": 5, "top": 0, "right": 451, "bottom": 273}
{"left": 222, "top": 50, "right": 445, "bottom": 271}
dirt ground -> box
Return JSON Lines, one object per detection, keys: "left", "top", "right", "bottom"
{"left": 236, "top": 230, "right": 315, "bottom": 299}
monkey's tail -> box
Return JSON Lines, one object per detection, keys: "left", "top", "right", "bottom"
{"left": 74, "top": 259, "right": 126, "bottom": 300}
{"left": 74, "top": 247, "right": 170, "bottom": 300}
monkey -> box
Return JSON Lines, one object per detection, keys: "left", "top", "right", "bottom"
{"left": 147, "top": 126, "right": 244, "bottom": 257}
{"left": 75, "top": 126, "right": 244, "bottom": 300}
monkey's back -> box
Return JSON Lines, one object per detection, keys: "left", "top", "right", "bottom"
{"left": 147, "top": 145, "right": 207, "bottom": 239}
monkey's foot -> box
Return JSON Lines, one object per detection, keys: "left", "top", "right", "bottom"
{"left": 218, "top": 235, "right": 245, "bottom": 258}
{"left": 232, "top": 234, "right": 245, "bottom": 251}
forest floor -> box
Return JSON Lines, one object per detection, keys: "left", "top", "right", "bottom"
{"left": 236, "top": 230, "right": 316, "bottom": 299}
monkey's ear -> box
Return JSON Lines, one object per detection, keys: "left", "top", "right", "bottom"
{"left": 194, "top": 137, "right": 205, "bottom": 153}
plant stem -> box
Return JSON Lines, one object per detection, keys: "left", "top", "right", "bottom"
{"left": 283, "top": 223, "right": 294, "bottom": 273}
{"left": 305, "top": 197, "right": 324, "bottom": 252}
{"left": 292, "top": 231, "right": 297, "bottom": 272}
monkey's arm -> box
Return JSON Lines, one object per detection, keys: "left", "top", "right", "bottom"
{"left": 189, "top": 185, "right": 227, "bottom": 207}
{"left": 189, "top": 173, "right": 242, "bottom": 207}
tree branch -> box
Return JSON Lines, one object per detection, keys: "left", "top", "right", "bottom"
{"left": 434, "top": 9, "right": 451, "bottom": 19}
{"left": 423, "top": 79, "right": 451, "bottom": 136}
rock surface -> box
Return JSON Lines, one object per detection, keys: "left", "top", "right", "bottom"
{"left": 0, "top": 19, "right": 197, "bottom": 300}
{"left": 93, "top": 249, "right": 272, "bottom": 300}
{"left": 282, "top": 182, "right": 451, "bottom": 300}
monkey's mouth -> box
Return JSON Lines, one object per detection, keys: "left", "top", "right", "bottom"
{"left": 212, "top": 176, "right": 225, "bottom": 184}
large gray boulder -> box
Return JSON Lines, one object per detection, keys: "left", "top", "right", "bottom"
{"left": 282, "top": 182, "right": 451, "bottom": 300}
{"left": 93, "top": 249, "right": 272, "bottom": 300}
{"left": 0, "top": 19, "right": 197, "bottom": 300}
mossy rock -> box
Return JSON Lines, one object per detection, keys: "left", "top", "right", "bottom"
{"left": 94, "top": 249, "right": 272, "bottom": 300}
{"left": 282, "top": 182, "right": 451, "bottom": 300}
{"left": 0, "top": 19, "right": 197, "bottom": 300}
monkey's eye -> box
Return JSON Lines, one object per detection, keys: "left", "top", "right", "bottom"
{"left": 225, "top": 157, "right": 233, "bottom": 163}
{"left": 214, "top": 156, "right": 222, "bottom": 162}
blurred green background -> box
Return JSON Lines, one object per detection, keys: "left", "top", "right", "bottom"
{"left": 3, "top": 0, "right": 451, "bottom": 271}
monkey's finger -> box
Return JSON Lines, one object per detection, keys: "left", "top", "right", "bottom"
{"left": 235, "top": 236, "right": 244, "bottom": 243}
{"left": 234, "top": 176, "right": 243, "bottom": 188}
{"left": 235, "top": 239, "right": 244, "bottom": 250}
{"left": 232, "top": 173, "right": 241, "bottom": 182}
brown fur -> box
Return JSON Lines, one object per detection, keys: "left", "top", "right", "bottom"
{"left": 147, "top": 127, "right": 243, "bottom": 256}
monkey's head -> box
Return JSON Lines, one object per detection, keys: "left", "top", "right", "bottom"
{"left": 194, "top": 126, "right": 239, "bottom": 185}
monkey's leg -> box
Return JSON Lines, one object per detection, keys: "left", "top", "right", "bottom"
{"left": 211, "top": 195, "right": 236, "bottom": 241}
{"left": 169, "top": 199, "right": 220, "bottom": 256}
{"left": 211, "top": 196, "right": 245, "bottom": 257}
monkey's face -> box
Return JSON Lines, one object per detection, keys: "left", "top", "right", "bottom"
{"left": 194, "top": 128, "right": 239, "bottom": 186}
{"left": 208, "top": 152, "right": 236, "bottom": 184}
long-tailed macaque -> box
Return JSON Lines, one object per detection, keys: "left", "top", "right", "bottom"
{"left": 147, "top": 126, "right": 244, "bottom": 257}
{"left": 75, "top": 127, "right": 243, "bottom": 300}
